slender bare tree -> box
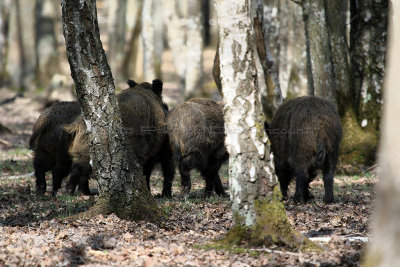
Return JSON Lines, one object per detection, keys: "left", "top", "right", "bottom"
{"left": 61, "top": 0, "right": 162, "bottom": 222}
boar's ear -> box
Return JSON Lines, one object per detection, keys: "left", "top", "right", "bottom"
{"left": 152, "top": 79, "right": 163, "bottom": 97}
{"left": 127, "top": 79, "right": 138, "bottom": 88}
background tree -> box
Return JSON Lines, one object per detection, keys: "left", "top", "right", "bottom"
{"left": 35, "top": 0, "right": 60, "bottom": 86}
{"left": 215, "top": 0, "right": 307, "bottom": 248}
{"left": 0, "top": 0, "right": 11, "bottom": 84}
{"left": 142, "top": 0, "right": 163, "bottom": 81}
{"left": 364, "top": 1, "right": 400, "bottom": 265}
{"left": 107, "top": 0, "right": 127, "bottom": 79}
{"left": 6, "top": 0, "right": 37, "bottom": 91}
{"left": 163, "top": 0, "right": 204, "bottom": 99}
{"left": 301, "top": 0, "right": 387, "bottom": 170}
{"left": 61, "top": 0, "right": 162, "bottom": 222}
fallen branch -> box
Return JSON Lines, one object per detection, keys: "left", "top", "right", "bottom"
{"left": 0, "top": 137, "right": 12, "bottom": 146}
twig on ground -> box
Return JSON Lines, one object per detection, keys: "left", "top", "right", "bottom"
{"left": 0, "top": 137, "right": 12, "bottom": 146}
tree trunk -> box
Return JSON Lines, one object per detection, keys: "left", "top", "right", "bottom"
{"left": 35, "top": 0, "right": 60, "bottom": 86}
{"left": 163, "top": 0, "right": 204, "bottom": 98}
{"left": 6, "top": 0, "right": 37, "bottom": 91}
{"left": 107, "top": 0, "right": 127, "bottom": 80}
{"left": 0, "top": 0, "right": 10, "bottom": 84}
{"left": 350, "top": 0, "right": 388, "bottom": 133}
{"left": 302, "top": 0, "right": 337, "bottom": 104}
{"left": 61, "top": 0, "right": 162, "bottom": 222}
{"left": 142, "top": 0, "right": 163, "bottom": 81}
{"left": 121, "top": 0, "right": 143, "bottom": 81}
{"left": 364, "top": 2, "right": 400, "bottom": 265}
{"left": 215, "top": 0, "right": 309, "bottom": 248}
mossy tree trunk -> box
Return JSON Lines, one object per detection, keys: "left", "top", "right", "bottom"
{"left": 61, "top": 0, "right": 162, "bottom": 222}
{"left": 215, "top": 0, "right": 308, "bottom": 249}
{"left": 364, "top": 2, "right": 400, "bottom": 265}
{"left": 350, "top": 0, "right": 388, "bottom": 133}
{"left": 0, "top": 0, "right": 11, "bottom": 84}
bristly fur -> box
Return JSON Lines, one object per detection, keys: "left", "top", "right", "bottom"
{"left": 267, "top": 96, "right": 342, "bottom": 203}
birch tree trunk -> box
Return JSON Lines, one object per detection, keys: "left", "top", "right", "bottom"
{"left": 142, "top": 0, "right": 163, "bottom": 81}
{"left": 35, "top": 0, "right": 60, "bottom": 86}
{"left": 350, "top": 0, "right": 388, "bottom": 133}
{"left": 107, "top": 0, "right": 127, "bottom": 79}
{"left": 364, "top": 2, "right": 400, "bottom": 265}
{"left": 215, "top": 0, "right": 308, "bottom": 248}
{"left": 61, "top": 0, "right": 162, "bottom": 222}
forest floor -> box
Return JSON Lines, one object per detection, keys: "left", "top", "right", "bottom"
{"left": 0, "top": 89, "right": 376, "bottom": 266}
{"left": 0, "top": 48, "right": 377, "bottom": 266}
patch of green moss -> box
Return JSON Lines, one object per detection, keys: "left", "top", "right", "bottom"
{"left": 339, "top": 109, "right": 378, "bottom": 173}
{"left": 217, "top": 186, "right": 321, "bottom": 252}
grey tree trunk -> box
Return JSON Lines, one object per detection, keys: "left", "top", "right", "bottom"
{"left": 364, "top": 2, "right": 400, "bottom": 265}
{"left": 107, "top": 0, "right": 127, "bottom": 79}
{"left": 35, "top": 0, "right": 60, "bottom": 86}
{"left": 264, "top": 0, "right": 307, "bottom": 99}
{"left": 61, "top": 0, "right": 162, "bottom": 222}
{"left": 302, "top": 0, "right": 337, "bottom": 104}
{"left": 215, "top": 0, "right": 307, "bottom": 248}
{"left": 142, "top": 0, "right": 163, "bottom": 81}
{"left": 350, "top": 0, "right": 388, "bottom": 132}
{"left": 6, "top": 0, "right": 37, "bottom": 91}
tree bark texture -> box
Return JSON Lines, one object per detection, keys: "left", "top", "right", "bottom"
{"left": 350, "top": 0, "right": 388, "bottom": 132}
{"left": 215, "top": 0, "right": 278, "bottom": 226}
{"left": 364, "top": 2, "right": 400, "bottom": 265}
{"left": 61, "top": 0, "right": 161, "bottom": 222}
{"left": 302, "top": 0, "right": 337, "bottom": 104}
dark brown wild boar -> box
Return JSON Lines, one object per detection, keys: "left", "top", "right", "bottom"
{"left": 166, "top": 98, "right": 228, "bottom": 196}
{"left": 266, "top": 96, "right": 342, "bottom": 203}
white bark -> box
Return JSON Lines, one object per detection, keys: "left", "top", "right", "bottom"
{"left": 366, "top": 2, "right": 400, "bottom": 265}
{"left": 215, "top": 0, "right": 276, "bottom": 226}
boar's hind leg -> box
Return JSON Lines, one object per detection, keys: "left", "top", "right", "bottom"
{"left": 276, "top": 167, "right": 291, "bottom": 199}
{"left": 143, "top": 159, "right": 156, "bottom": 192}
{"left": 160, "top": 140, "right": 175, "bottom": 197}
{"left": 322, "top": 159, "right": 335, "bottom": 204}
{"left": 293, "top": 167, "right": 308, "bottom": 203}
{"left": 179, "top": 155, "right": 195, "bottom": 195}
{"left": 201, "top": 158, "right": 226, "bottom": 197}
{"left": 33, "top": 157, "right": 48, "bottom": 195}
{"left": 51, "top": 162, "right": 71, "bottom": 196}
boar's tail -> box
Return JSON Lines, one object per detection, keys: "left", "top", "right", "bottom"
{"left": 316, "top": 136, "right": 327, "bottom": 167}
